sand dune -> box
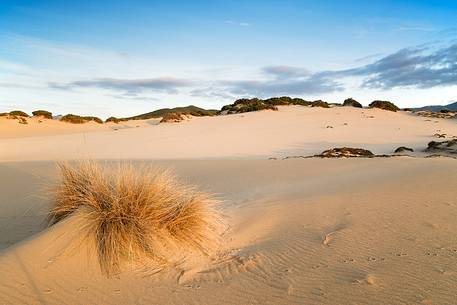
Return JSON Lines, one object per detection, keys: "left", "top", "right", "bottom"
{"left": 1, "top": 159, "right": 457, "bottom": 305}
{"left": 1, "top": 106, "right": 457, "bottom": 304}
{"left": 1, "top": 106, "right": 457, "bottom": 161}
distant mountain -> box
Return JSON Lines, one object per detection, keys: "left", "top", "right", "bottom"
{"left": 413, "top": 101, "right": 457, "bottom": 112}
{"left": 116, "top": 105, "right": 218, "bottom": 121}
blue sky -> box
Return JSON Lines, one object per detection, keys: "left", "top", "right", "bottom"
{"left": 0, "top": 0, "right": 456, "bottom": 117}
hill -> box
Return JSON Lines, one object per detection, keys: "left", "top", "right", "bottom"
{"left": 107, "top": 105, "right": 218, "bottom": 122}
{"left": 413, "top": 101, "right": 457, "bottom": 112}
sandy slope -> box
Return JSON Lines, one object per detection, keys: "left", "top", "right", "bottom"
{"left": 1, "top": 106, "right": 456, "bottom": 161}
{"left": 0, "top": 115, "right": 161, "bottom": 139}
{"left": 1, "top": 159, "right": 457, "bottom": 305}
{"left": 1, "top": 106, "right": 457, "bottom": 304}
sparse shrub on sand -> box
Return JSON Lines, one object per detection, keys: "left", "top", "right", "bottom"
{"left": 369, "top": 100, "right": 399, "bottom": 112}
{"left": 61, "top": 114, "right": 103, "bottom": 124}
{"left": 123, "top": 106, "right": 217, "bottom": 121}
{"left": 311, "top": 100, "right": 330, "bottom": 108}
{"left": 160, "top": 112, "right": 184, "bottom": 123}
{"left": 220, "top": 97, "right": 316, "bottom": 114}
{"left": 47, "top": 161, "right": 223, "bottom": 277}
{"left": 83, "top": 116, "right": 103, "bottom": 124}
{"left": 32, "top": 110, "right": 53, "bottom": 119}
{"left": 221, "top": 98, "right": 278, "bottom": 114}
{"left": 105, "top": 116, "right": 126, "bottom": 123}
{"left": 18, "top": 117, "right": 28, "bottom": 124}
{"left": 343, "top": 98, "right": 362, "bottom": 108}
{"left": 9, "top": 110, "right": 29, "bottom": 117}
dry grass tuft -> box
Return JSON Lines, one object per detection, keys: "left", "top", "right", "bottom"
{"left": 48, "top": 161, "right": 224, "bottom": 277}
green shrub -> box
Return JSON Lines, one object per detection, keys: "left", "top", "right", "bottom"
{"left": 311, "top": 100, "right": 330, "bottom": 108}
{"left": 32, "top": 110, "right": 53, "bottom": 119}
{"left": 264, "top": 96, "right": 293, "bottom": 105}
{"left": 369, "top": 100, "right": 399, "bottom": 112}
{"left": 61, "top": 114, "right": 86, "bottom": 124}
{"left": 61, "top": 114, "right": 103, "bottom": 124}
{"left": 9, "top": 110, "right": 29, "bottom": 117}
{"left": 84, "top": 116, "right": 103, "bottom": 124}
{"left": 106, "top": 117, "right": 126, "bottom": 123}
{"left": 343, "top": 98, "right": 362, "bottom": 108}
{"left": 124, "top": 105, "right": 217, "bottom": 121}
{"left": 160, "top": 112, "right": 184, "bottom": 123}
{"left": 291, "top": 98, "right": 312, "bottom": 106}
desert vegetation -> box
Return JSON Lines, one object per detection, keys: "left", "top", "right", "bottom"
{"left": 220, "top": 96, "right": 331, "bottom": 114}
{"left": 105, "top": 116, "right": 126, "bottom": 123}
{"left": 9, "top": 110, "right": 29, "bottom": 117}
{"left": 32, "top": 110, "right": 53, "bottom": 119}
{"left": 17, "top": 117, "right": 28, "bottom": 124}
{"left": 125, "top": 105, "right": 217, "bottom": 121}
{"left": 311, "top": 100, "right": 330, "bottom": 108}
{"left": 343, "top": 98, "right": 362, "bottom": 108}
{"left": 221, "top": 98, "right": 279, "bottom": 114}
{"left": 160, "top": 112, "right": 185, "bottom": 123}
{"left": 47, "top": 161, "right": 224, "bottom": 277}
{"left": 60, "top": 114, "right": 103, "bottom": 124}
{"left": 369, "top": 100, "right": 399, "bottom": 112}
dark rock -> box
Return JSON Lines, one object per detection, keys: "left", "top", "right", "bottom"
{"left": 433, "top": 133, "right": 446, "bottom": 138}
{"left": 316, "top": 147, "right": 375, "bottom": 158}
{"left": 426, "top": 139, "right": 457, "bottom": 154}
{"left": 415, "top": 110, "right": 456, "bottom": 119}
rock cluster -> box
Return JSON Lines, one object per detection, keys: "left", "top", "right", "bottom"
{"left": 426, "top": 139, "right": 457, "bottom": 154}
{"left": 415, "top": 110, "right": 457, "bottom": 119}
{"left": 315, "top": 147, "right": 375, "bottom": 158}
{"left": 394, "top": 146, "right": 414, "bottom": 153}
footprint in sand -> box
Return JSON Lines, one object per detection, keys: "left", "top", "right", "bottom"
{"left": 339, "top": 258, "right": 355, "bottom": 263}
{"left": 354, "top": 274, "right": 377, "bottom": 286}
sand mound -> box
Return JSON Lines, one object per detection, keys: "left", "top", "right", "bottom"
{"left": 47, "top": 161, "right": 224, "bottom": 277}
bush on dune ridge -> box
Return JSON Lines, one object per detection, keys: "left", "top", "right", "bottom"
{"left": 32, "top": 110, "right": 53, "bottom": 119}
{"left": 369, "top": 100, "right": 399, "bottom": 112}
{"left": 60, "top": 114, "right": 103, "bottom": 124}
{"left": 160, "top": 112, "right": 184, "bottom": 123}
{"left": 47, "top": 161, "right": 224, "bottom": 277}
{"left": 105, "top": 116, "right": 127, "bottom": 123}
{"left": 343, "top": 98, "right": 362, "bottom": 108}
{"left": 9, "top": 110, "right": 29, "bottom": 117}
{"left": 220, "top": 97, "right": 332, "bottom": 114}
